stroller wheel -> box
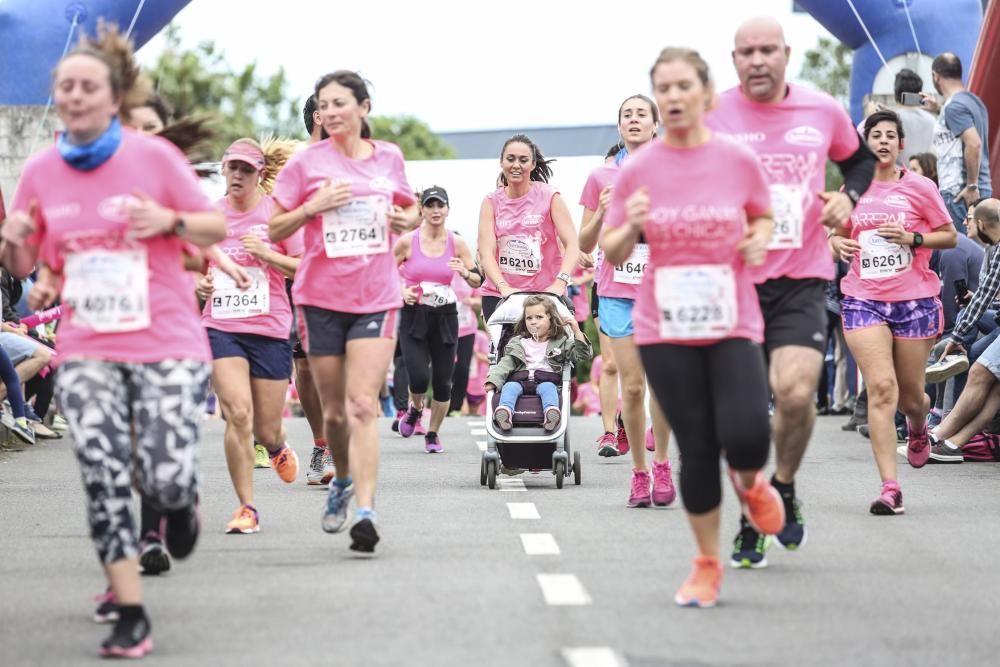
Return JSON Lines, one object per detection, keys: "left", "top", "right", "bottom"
{"left": 555, "top": 460, "right": 565, "bottom": 489}
{"left": 487, "top": 460, "right": 497, "bottom": 490}
{"left": 573, "top": 451, "right": 581, "bottom": 485}
{"left": 480, "top": 457, "right": 487, "bottom": 486}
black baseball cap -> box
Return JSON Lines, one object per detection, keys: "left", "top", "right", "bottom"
{"left": 421, "top": 186, "right": 449, "bottom": 206}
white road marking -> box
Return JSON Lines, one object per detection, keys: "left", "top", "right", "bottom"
{"left": 471, "top": 428, "right": 487, "bottom": 436}
{"left": 476, "top": 440, "right": 487, "bottom": 451}
{"left": 468, "top": 421, "right": 485, "bottom": 427}
{"left": 536, "top": 574, "right": 591, "bottom": 606}
{"left": 561, "top": 647, "right": 625, "bottom": 667}
{"left": 520, "top": 533, "right": 560, "bottom": 555}
{"left": 506, "top": 502, "right": 540, "bottom": 519}
{"left": 499, "top": 478, "right": 526, "bottom": 491}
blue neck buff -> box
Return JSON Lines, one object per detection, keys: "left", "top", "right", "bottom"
{"left": 57, "top": 117, "right": 122, "bottom": 171}
{"left": 614, "top": 145, "right": 629, "bottom": 166}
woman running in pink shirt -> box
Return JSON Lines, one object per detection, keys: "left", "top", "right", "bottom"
{"left": 1, "top": 25, "right": 226, "bottom": 657}
{"left": 477, "top": 135, "right": 580, "bottom": 323}
{"left": 831, "top": 109, "right": 956, "bottom": 515}
{"left": 269, "top": 71, "right": 419, "bottom": 555}
{"left": 602, "top": 47, "right": 783, "bottom": 608}
{"left": 198, "top": 138, "right": 304, "bottom": 534}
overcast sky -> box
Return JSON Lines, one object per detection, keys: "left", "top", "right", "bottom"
{"left": 138, "top": 0, "right": 834, "bottom": 133}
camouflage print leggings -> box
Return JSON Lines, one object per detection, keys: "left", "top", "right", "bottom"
{"left": 55, "top": 359, "right": 210, "bottom": 565}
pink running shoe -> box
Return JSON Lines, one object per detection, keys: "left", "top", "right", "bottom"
{"left": 424, "top": 432, "right": 443, "bottom": 453}
{"left": 615, "top": 412, "right": 630, "bottom": 455}
{"left": 597, "top": 432, "right": 618, "bottom": 457}
{"left": 645, "top": 426, "right": 655, "bottom": 452}
{"left": 869, "top": 480, "right": 904, "bottom": 515}
{"left": 907, "top": 420, "right": 930, "bottom": 468}
{"left": 628, "top": 469, "right": 652, "bottom": 508}
{"left": 398, "top": 406, "right": 423, "bottom": 438}
{"left": 651, "top": 460, "right": 676, "bottom": 506}
{"left": 415, "top": 417, "right": 427, "bottom": 436}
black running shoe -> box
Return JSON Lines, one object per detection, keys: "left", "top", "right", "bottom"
{"left": 93, "top": 587, "right": 118, "bottom": 624}
{"left": 349, "top": 518, "right": 380, "bottom": 554}
{"left": 139, "top": 533, "right": 172, "bottom": 575}
{"left": 774, "top": 493, "right": 807, "bottom": 550}
{"left": 730, "top": 518, "right": 769, "bottom": 569}
{"left": 164, "top": 504, "right": 199, "bottom": 560}
{"left": 100, "top": 608, "right": 153, "bottom": 658}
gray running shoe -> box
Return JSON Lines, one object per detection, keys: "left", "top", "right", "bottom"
{"left": 322, "top": 482, "right": 354, "bottom": 533}
{"left": 928, "top": 440, "right": 964, "bottom": 463}
{"left": 306, "top": 447, "right": 326, "bottom": 485}
{"left": 925, "top": 355, "right": 970, "bottom": 384}
{"left": 11, "top": 419, "right": 36, "bottom": 446}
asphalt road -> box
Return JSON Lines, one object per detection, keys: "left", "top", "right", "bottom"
{"left": 2, "top": 413, "right": 999, "bottom": 666}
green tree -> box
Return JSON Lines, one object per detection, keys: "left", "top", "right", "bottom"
{"left": 370, "top": 115, "right": 455, "bottom": 160}
{"left": 800, "top": 36, "right": 853, "bottom": 189}
{"left": 145, "top": 25, "right": 303, "bottom": 156}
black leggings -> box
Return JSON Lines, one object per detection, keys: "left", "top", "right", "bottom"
{"left": 392, "top": 342, "right": 409, "bottom": 413}
{"left": 449, "top": 333, "right": 475, "bottom": 413}
{"left": 399, "top": 308, "right": 458, "bottom": 402}
{"left": 640, "top": 339, "right": 771, "bottom": 514}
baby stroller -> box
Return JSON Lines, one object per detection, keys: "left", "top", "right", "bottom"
{"left": 480, "top": 292, "right": 581, "bottom": 490}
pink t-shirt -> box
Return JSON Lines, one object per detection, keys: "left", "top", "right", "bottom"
{"left": 575, "top": 382, "right": 601, "bottom": 416}
{"left": 707, "top": 84, "right": 861, "bottom": 283}
{"left": 522, "top": 337, "right": 554, "bottom": 372}
{"left": 12, "top": 131, "right": 213, "bottom": 364}
{"left": 273, "top": 140, "right": 416, "bottom": 314}
{"left": 570, "top": 266, "right": 591, "bottom": 321}
{"left": 481, "top": 182, "right": 562, "bottom": 297}
{"left": 454, "top": 276, "right": 480, "bottom": 338}
{"left": 840, "top": 169, "right": 951, "bottom": 301}
{"left": 582, "top": 163, "right": 646, "bottom": 300}
{"left": 606, "top": 137, "right": 772, "bottom": 346}
{"left": 467, "top": 329, "right": 491, "bottom": 395}
{"left": 202, "top": 195, "right": 304, "bottom": 339}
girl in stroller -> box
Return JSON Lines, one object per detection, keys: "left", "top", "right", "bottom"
{"left": 485, "top": 295, "right": 592, "bottom": 432}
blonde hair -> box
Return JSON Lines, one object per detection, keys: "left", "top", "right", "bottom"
{"left": 228, "top": 136, "right": 301, "bottom": 195}
{"left": 649, "top": 47, "right": 713, "bottom": 89}
{"left": 62, "top": 21, "right": 152, "bottom": 118}
{"left": 513, "top": 296, "right": 563, "bottom": 340}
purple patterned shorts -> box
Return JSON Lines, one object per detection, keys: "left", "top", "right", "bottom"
{"left": 841, "top": 295, "right": 943, "bottom": 339}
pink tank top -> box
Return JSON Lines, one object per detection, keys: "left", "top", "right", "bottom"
{"left": 481, "top": 182, "right": 561, "bottom": 297}
{"left": 400, "top": 229, "right": 455, "bottom": 285}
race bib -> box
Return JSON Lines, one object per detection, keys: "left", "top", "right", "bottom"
{"left": 654, "top": 264, "right": 737, "bottom": 340}
{"left": 769, "top": 183, "right": 805, "bottom": 249}
{"left": 613, "top": 243, "right": 649, "bottom": 285}
{"left": 859, "top": 229, "right": 912, "bottom": 280}
{"left": 322, "top": 195, "right": 389, "bottom": 259}
{"left": 63, "top": 249, "right": 150, "bottom": 333}
{"left": 418, "top": 281, "right": 457, "bottom": 307}
{"left": 498, "top": 235, "right": 541, "bottom": 276}
{"left": 210, "top": 267, "right": 270, "bottom": 319}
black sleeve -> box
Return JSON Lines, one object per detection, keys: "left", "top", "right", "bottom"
{"left": 0, "top": 272, "right": 19, "bottom": 324}
{"left": 834, "top": 139, "right": 877, "bottom": 206}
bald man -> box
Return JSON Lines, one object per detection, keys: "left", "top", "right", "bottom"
{"left": 707, "top": 16, "right": 876, "bottom": 568}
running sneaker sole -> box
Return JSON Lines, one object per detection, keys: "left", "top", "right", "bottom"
{"left": 674, "top": 595, "right": 717, "bottom": 608}
{"left": 775, "top": 528, "right": 808, "bottom": 551}
{"left": 730, "top": 554, "right": 769, "bottom": 569}
{"left": 627, "top": 498, "right": 652, "bottom": 508}
{"left": 597, "top": 444, "right": 619, "bottom": 457}
{"left": 139, "top": 544, "right": 171, "bottom": 576}
{"left": 425, "top": 445, "right": 443, "bottom": 453}
{"left": 924, "top": 358, "right": 970, "bottom": 384}
{"left": 225, "top": 525, "right": 260, "bottom": 534}
{"left": 349, "top": 518, "right": 380, "bottom": 553}
{"left": 100, "top": 637, "right": 153, "bottom": 658}
{"left": 870, "top": 500, "right": 904, "bottom": 515}
{"left": 494, "top": 409, "right": 513, "bottom": 432}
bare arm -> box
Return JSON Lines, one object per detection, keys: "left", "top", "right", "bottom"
{"left": 393, "top": 232, "right": 414, "bottom": 267}
{"left": 477, "top": 198, "right": 507, "bottom": 293}
{"left": 551, "top": 194, "right": 580, "bottom": 281}
{"left": 452, "top": 236, "right": 482, "bottom": 287}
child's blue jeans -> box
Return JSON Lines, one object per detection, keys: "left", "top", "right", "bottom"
{"left": 499, "top": 381, "right": 558, "bottom": 411}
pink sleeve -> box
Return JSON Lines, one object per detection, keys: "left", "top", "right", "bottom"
{"left": 392, "top": 150, "right": 416, "bottom": 208}
{"left": 918, "top": 177, "right": 953, "bottom": 230}
{"left": 741, "top": 151, "right": 772, "bottom": 219}
{"left": 579, "top": 171, "right": 601, "bottom": 209}
{"left": 272, "top": 157, "right": 305, "bottom": 212}
{"left": 828, "top": 101, "right": 861, "bottom": 162}
{"left": 280, "top": 228, "right": 306, "bottom": 256}
{"left": 158, "top": 142, "right": 214, "bottom": 214}
{"left": 10, "top": 164, "right": 53, "bottom": 267}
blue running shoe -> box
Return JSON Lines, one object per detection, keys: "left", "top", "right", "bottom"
{"left": 730, "top": 518, "right": 770, "bottom": 569}
{"left": 322, "top": 481, "right": 354, "bottom": 533}
{"left": 774, "top": 494, "right": 807, "bottom": 550}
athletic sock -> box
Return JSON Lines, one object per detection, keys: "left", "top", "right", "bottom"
{"left": 356, "top": 506, "right": 377, "bottom": 522}
{"left": 771, "top": 475, "right": 795, "bottom": 499}
{"left": 332, "top": 476, "right": 352, "bottom": 489}
{"left": 268, "top": 443, "right": 288, "bottom": 459}
{"left": 313, "top": 437, "right": 327, "bottom": 448}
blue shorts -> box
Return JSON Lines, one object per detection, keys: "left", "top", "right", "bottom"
{"left": 597, "top": 296, "right": 635, "bottom": 338}
{"left": 0, "top": 332, "right": 41, "bottom": 365}
{"left": 207, "top": 328, "right": 292, "bottom": 380}
{"left": 841, "top": 296, "right": 943, "bottom": 339}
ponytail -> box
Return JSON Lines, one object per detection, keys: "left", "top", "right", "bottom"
{"left": 258, "top": 136, "right": 301, "bottom": 194}
{"left": 65, "top": 20, "right": 151, "bottom": 119}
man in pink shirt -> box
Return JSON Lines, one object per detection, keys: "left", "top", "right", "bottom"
{"left": 708, "top": 17, "right": 875, "bottom": 567}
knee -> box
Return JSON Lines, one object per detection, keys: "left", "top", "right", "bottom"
{"left": 621, "top": 381, "right": 644, "bottom": 404}
{"left": 324, "top": 402, "right": 347, "bottom": 428}
{"left": 225, "top": 404, "right": 252, "bottom": 432}
{"left": 679, "top": 460, "right": 722, "bottom": 514}
{"left": 866, "top": 377, "right": 899, "bottom": 410}
{"left": 33, "top": 345, "right": 53, "bottom": 364}
{"left": 602, "top": 359, "right": 618, "bottom": 377}
{"left": 970, "top": 363, "right": 996, "bottom": 389}
{"left": 897, "top": 390, "right": 926, "bottom": 416}
{"left": 346, "top": 394, "right": 378, "bottom": 424}
{"left": 773, "top": 376, "right": 815, "bottom": 414}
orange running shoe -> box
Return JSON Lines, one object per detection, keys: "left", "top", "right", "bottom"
{"left": 225, "top": 505, "right": 260, "bottom": 534}
{"left": 271, "top": 445, "right": 299, "bottom": 484}
{"left": 729, "top": 469, "right": 785, "bottom": 535}
{"left": 674, "top": 556, "right": 723, "bottom": 608}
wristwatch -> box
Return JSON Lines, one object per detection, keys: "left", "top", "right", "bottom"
{"left": 556, "top": 272, "right": 572, "bottom": 284}
{"left": 967, "top": 184, "right": 980, "bottom": 190}
{"left": 911, "top": 231, "right": 924, "bottom": 248}
{"left": 171, "top": 215, "right": 186, "bottom": 237}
